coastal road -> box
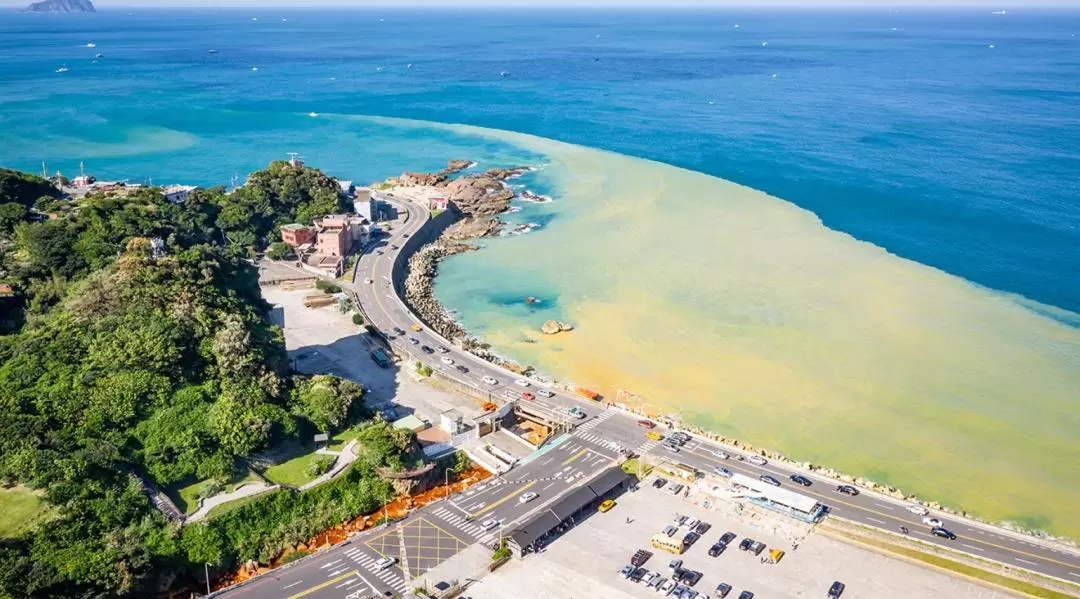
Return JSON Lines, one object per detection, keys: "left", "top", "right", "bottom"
{"left": 347, "top": 190, "right": 1080, "bottom": 586}
{"left": 213, "top": 418, "right": 621, "bottom": 599}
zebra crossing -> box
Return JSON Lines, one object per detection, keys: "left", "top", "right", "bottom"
{"left": 574, "top": 409, "right": 615, "bottom": 432}
{"left": 429, "top": 505, "right": 486, "bottom": 538}
{"left": 638, "top": 439, "right": 661, "bottom": 453}
{"left": 339, "top": 546, "right": 407, "bottom": 594}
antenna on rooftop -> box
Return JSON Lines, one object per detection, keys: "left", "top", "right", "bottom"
{"left": 79, "top": 161, "right": 85, "bottom": 179}
{"left": 286, "top": 152, "right": 304, "bottom": 169}
{"left": 41, "top": 161, "right": 48, "bottom": 179}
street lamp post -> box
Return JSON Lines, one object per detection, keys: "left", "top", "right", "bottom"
{"left": 204, "top": 563, "right": 211, "bottom": 597}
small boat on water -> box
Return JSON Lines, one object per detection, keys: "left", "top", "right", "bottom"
{"left": 86, "top": 42, "right": 96, "bottom": 48}
{"left": 526, "top": 296, "right": 542, "bottom": 305}
{"left": 992, "top": 10, "right": 1007, "bottom": 15}
{"left": 95, "top": 53, "right": 104, "bottom": 59}
{"left": 500, "top": 71, "right": 510, "bottom": 77}
{"left": 208, "top": 49, "right": 219, "bottom": 54}
{"left": 55, "top": 65, "right": 70, "bottom": 73}
{"left": 251, "top": 66, "right": 259, "bottom": 71}
{"left": 308, "top": 112, "right": 319, "bottom": 118}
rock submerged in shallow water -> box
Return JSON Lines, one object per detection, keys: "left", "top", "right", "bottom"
{"left": 541, "top": 320, "right": 574, "bottom": 335}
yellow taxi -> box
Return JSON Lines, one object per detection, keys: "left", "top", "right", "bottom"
{"left": 645, "top": 431, "right": 663, "bottom": 441}
{"left": 410, "top": 324, "right": 422, "bottom": 332}
{"left": 598, "top": 499, "right": 616, "bottom": 513}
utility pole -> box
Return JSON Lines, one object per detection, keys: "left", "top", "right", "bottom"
{"left": 79, "top": 161, "right": 85, "bottom": 179}
{"left": 41, "top": 161, "right": 47, "bottom": 178}
{"left": 204, "top": 563, "right": 211, "bottom": 596}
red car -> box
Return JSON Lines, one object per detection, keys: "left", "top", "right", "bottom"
{"left": 521, "top": 391, "right": 535, "bottom": 401}
{"left": 638, "top": 419, "right": 656, "bottom": 428}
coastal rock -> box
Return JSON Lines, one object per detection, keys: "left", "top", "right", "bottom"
{"left": 444, "top": 216, "right": 501, "bottom": 240}
{"left": 24, "top": 0, "right": 94, "bottom": 11}
{"left": 445, "top": 159, "right": 475, "bottom": 173}
{"left": 403, "top": 241, "right": 471, "bottom": 342}
{"left": 541, "top": 320, "right": 574, "bottom": 335}
{"left": 443, "top": 175, "right": 515, "bottom": 215}
{"left": 399, "top": 171, "right": 447, "bottom": 187}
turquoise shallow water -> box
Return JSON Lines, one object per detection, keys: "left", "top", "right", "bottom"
{"left": 2, "top": 9, "right": 1079, "bottom": 537}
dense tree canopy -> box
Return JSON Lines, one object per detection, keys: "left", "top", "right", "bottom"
{"left": 0, "top": 163, "right": 394, "bottom": 597}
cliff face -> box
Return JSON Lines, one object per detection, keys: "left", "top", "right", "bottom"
{"left": 24, "top": 0, "right": 95, "bottom": 12}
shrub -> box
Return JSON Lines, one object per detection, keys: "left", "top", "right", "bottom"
{"left": 280, "top": 549, "right": 310, "bottom": 564}
{"left": 352, "top": 313, "right": 364, "bottom": 326}
{"left": 305, "top": 455, "right": 335, "bottom": 478}
{"left": 315, "top": 279, "right": 341, "bottom": 294}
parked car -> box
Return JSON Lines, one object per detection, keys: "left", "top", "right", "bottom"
{"left": 663, "top": 525, "right": 678, "bottom": 537}
{"left": 759, "top": 475, "right": 781, "bottom": 487}
{"left": 631, "top": 549, "right": 653, "bottom": 567}
{"left": 708, "top": 542, "right": 727, "bottom": 557}
{"left": 749, "top": 541, "right": 766, "bottom": 556}
{"left": 836, "top": 484, "right": 859, "bottom": 496}
{"left": 738, "top": 538, "right": 753, "bottom": 551}
{"left": 931, "top": 527, "right": 957, "bottom": 540}
{"left": 693, "top": 521, "right": 712, "bottom": 535}
{"left": 619, "top": 564, "right": 634, "bottom": 579}
{"left": 738, "top": 591, "right": 754, "bottom": 599}
{"left": 374, "top": 556, "right": 398, "bottom": 570}
{"left": 598, "top": 499, "right": 616, "bottom": 513}
{"left": 789, "top": 474, "right": 813, "bottom": 486}
{"left": 653, "top": 477, "right": 668, "bottom": 489}
{"left": 746, "top": 455, "right": 768, "bottom": 466}
{"left": 668, "top": 559, "right": 683, "bottom": 571}
{"left": 659, "top": 580, "right": 677, "bottom": 594}
{"left": 828, "top": 581, "right": 846, "bottom": 598}
{"left": 537, "top": 389, "right": 555, "bottom": 398}
{"left": 630, "top": 567, "right": 646, "bottom": 583}
{"left": 651, "top": 576, "right": 667, "bottom": 591}
{"left": 673, "top": 514, "right": 687, "bottom": 526}
{"left": 714, "top": 583, "right": 733, "bottom": 598}
{"left": 719, "top": 531, "right": 737, "bottom": 544}
{"left": 682, "top": 532, "right": 700, "bottom": 547}
{"left": 684, "top": 517, "right": 699, "bottom": 529}
{"left": 669, "top": 483, "right": 684, "bottom": 495}
{"left": 642, "top": 571, "right": 660, "bottom": 586}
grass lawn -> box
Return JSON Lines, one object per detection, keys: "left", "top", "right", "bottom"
{"left": 263, "top": 453, "right": 335, "bottom": 488}
{"left": 0, "top": 486, "right": 52, "bottom": 538}
{"left": 205, "top": 490, "right": 282, "bottom": 521}
{"left": 167, "top": 470, "right": 261, "bottom": 514}
{"left": 327, "top": 426, "right": 362, "bottom": 451}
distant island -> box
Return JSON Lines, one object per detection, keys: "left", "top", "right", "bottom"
{"left": 24, "top": 0, "right": 95, "bottom": 12}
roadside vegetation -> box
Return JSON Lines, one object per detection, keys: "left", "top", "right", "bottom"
{"left": 0, "top": 162, "right": 402, "bottom": 597}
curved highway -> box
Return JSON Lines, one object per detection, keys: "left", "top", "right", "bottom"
{"left": 350, "top": 192, "right": 1080, "bottom": 586}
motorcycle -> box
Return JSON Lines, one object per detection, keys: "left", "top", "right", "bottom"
{"left": 899, "top": 526, "right": 909, "bottom": 534}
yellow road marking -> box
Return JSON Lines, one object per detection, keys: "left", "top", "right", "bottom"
{"left": 414, "top": 516, "right": 470, "bottom": 545}
{"left": 287, "top": 570, "right": 358, "bottom": 598}
{"left": 470, "top": 480, "right": 537, "bottom": 517}
{"left": 562, "top": 448, "right": 589, "bottom": 466}
{"left": 684, "top": 446, "right": 1078, "bottom": 569}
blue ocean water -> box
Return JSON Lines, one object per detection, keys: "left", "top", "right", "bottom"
{"left": 2, "top": 8, "right": 1078, "bottom": 313}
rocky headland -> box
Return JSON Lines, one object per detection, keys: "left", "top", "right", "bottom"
{"left": 24, "top": 0, "right": 95, "bottom": 12}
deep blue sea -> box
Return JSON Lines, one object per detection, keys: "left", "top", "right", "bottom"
{"left": 1, "top": 8, "right": 1079, "bottom": 312}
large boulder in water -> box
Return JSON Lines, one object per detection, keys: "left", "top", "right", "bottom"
{"left": 541, "top": 320, "right": 574, "bottom": 335}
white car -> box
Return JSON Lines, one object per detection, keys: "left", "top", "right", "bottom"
{"left": 746, "top": 455, "right": 768, "bottom": 466}
{"left": 922, "top": 517, "right": 943, "bottom": 527}
{"left": 514, "top": 378, "right": 530, "bottom": 388}
{"left": 436, "top": 346, "right": 449, "bottom": 354}
{"left": 480, "top": 518, "right": 500, "bottom": 531}
{"left": 409, "top": 337, "right": 419, "bottom": 345}
{"left": 482, "top": 376, "right": 498, "bottom": 385}
{"left": 364, "top": 278, "right": 372, "bottom": 284}
{"left": 537, "top": 389, "right": 555, "bottom": 398}
{"left": 519, "top": 491, "right": 538, "bottom": 504}
{"left": 683, "top": 517, "right": 699, "bottom": 530}
{"left": 373, "top": 556, "right": 397, "bottom": 570}
{"left": 711, "top": 450, "right": 731, "bottom": 460}
{"left": 441, "top": 357, "right": 455, "bottom": 365}
{"left": 659, "top": 580, "right": 677, "bottom": 594}
{"left": 641, "top": 571, "right": 658, "bottom": 586}
{"left": 907, "top": 505, "right": 930, "bottom": 516}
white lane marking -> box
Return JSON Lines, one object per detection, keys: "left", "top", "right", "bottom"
{"left": 873, "top": 502, "right": 895, "bottom": 511}
{"left": 336, "top": 576, "right": 362, "bottom": 589}
{"left": 542, "top": 481, "right": 556, "bottom": 491}
{"left": 282, "top": 580, "right": 304, "bottom": 589}
{"left": 866, "top": 517, "right": 887, "bottom": 525}
{"left": 1069, "top": 572, "right": 1080, "bottom": 579}
{"left": 328, "top": 567, "right": 350, "bottom": 577}
{"left": 1015, "top": 558, "right": 1037, "bottom": 565}
{"left": 319, "top": 559, "right": 343, "bottom": 569}
{"left": 962, "top": 544, "right": 984, "bottom": 552}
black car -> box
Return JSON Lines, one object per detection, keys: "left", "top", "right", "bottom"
{"left": 693, "top": 521, "right": 712, "bottom": 535}
{"left": 629, "top": 567, "right": 646, "bottom": 582}
{"left": 789, "top": 474, "right": 812, "bottom": 486}
{"left": 683, "top": 570, "right": 702, "bottom": 587}
{"left": 715, "top": 583, "right": 733, "bottom": 598}
{"left": 759, "top": 475, "right": 781, "bottom": 487}
{"left": 392, "top": 327, "right": 406, "bottom": 336}
{"left": 836, "top": 484, "right": 859, "bottom": 496}
{"left": 720, "top": 531, "right": 737, "bottom": 545}
{"left": 738, "top": 591, "right": 754, "bottom": 599}
{"left": 738, "top": 538, "right": 753, "bottom": 551}
{"left": 653, "top": 477, "right": 668, "bottom": 489}
{"left": 682, "top": 532, "right": 700, "bottom": 547}
{"left": 708, "top": 542, "right": 727, "bottom": 557}
{"left": 672, "top": 567, "right": 688, "bottom": 582}
{"left": 455, "top": 365, "right": 469, "bottom": 373}
{"left": 421, "top": 345, "right": 435, "bottom": 354}
{"left": 931, "top": 527, "right": 957, "bottom": 540}
{"left": 631, "top": 549, "right": 652, "bottom": 567}
{"left": 749, "top": 541, "right": 766, "bottom": 556}
{"left": 828, "top": 581, "right": 846, "bottom": 598}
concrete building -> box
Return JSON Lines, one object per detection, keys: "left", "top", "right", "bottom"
{"left": 280, "top": 224, "right": 315, "bottom": 247}
{"left": 729, "top": 473, "right": 826, "bottom": 523}
{"left": 163, "top": 184, "right": 197, "bottom": 203}
{"left": 429, "top": 196, "right": 449, "bottom": 211}
{"left": 316, "top": 227, "right": 349, "bottom": 257}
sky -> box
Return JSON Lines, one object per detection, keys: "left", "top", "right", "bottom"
{"left": 47, "top": 0, "right": 1080, "bottom": 8}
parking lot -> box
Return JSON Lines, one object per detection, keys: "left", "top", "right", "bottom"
{"left": 465, "top": 473, "right": 1022, "bottom": 598}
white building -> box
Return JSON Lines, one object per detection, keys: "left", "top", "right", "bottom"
{"left": 163, "top": 185, "right": 197, "bottom": 203}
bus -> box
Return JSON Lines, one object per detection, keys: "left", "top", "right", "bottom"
{"left": 369, "top": 348, "right": 392, "bottom": 368}
{"left": 650, "top": 534, "right": 684, "bottom": 555}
